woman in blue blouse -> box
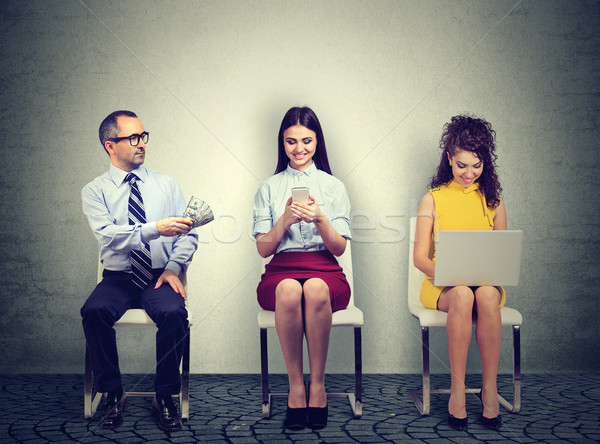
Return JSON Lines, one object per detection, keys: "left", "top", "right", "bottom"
{"left": 252, "top": 106, "right": 352, "bottom": 430}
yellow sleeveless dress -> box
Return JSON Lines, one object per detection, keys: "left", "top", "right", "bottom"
{"left": 419, "top": 180, "right": 507, "bottom": 309}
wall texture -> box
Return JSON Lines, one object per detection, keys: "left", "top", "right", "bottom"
{"left": 0, "top": 0, "right": 598, "bottom": 376}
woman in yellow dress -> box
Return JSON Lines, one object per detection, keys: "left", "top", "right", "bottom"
{"left": 414, "top": 115, "right": 506, "bottom": 431}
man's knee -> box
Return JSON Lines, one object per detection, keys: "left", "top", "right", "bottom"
{"left": 81, "top": 294, "right": 111, "bottom": 323}
{"left": 155, "top": 297, "right": 187, "bottom": 322}
{"left": 81, "top": 278, "right": 130, "bottom": 321}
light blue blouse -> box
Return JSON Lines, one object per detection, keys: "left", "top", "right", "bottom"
{"left": 252, "top": 163, "right": 352, "bottom": 254}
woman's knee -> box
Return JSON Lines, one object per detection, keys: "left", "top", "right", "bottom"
{"left": 446, "top": 286, "right": 475, "bottom": 311}
{"left": 474, "top": 286, "right": 501, "bottom": 311}
{"left": 303, "top": 279, "right": 331, "bottom": 311}
{"left": 275, "top": 279, "right": 303, "bottom": 311}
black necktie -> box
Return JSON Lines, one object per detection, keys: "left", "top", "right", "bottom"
{"left": 125, "top": 173, "right": 153, "bottom": 289}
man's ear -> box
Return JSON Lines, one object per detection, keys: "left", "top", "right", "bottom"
{"left": 105, "top": 141, "right": 115, "bottom": 156}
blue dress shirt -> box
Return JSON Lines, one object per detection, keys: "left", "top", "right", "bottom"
{"left": 252, "top": 163, "right": 352, "bottom": 254}
{"left": 82, "top": 164, "right": 198, "bottom": 275}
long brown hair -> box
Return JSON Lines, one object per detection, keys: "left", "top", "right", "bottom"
{"left": 274, "top": 106, "right": 332, "bottom": 175}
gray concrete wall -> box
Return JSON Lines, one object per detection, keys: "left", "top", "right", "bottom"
{"left": 0, "top": 0, "right": 598, "bottom": 375}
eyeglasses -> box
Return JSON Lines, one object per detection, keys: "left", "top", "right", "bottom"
{"left": 108, "top": 132, "right": 149, "bottom": 146}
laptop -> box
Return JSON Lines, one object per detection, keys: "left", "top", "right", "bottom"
{"left": 431, "top": 230, "right": 524, "bottom": 287}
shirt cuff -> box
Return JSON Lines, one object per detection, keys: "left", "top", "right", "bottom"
{"left": 331, "top": 218, "right": 352, "bottom": 240}
{"left": 252, "top": 221, "right": 273, "bottom": 238}
{"left": 164, "top": 261, "right": 182, "bottom": 276}
{"left": 141, "top": 222, "right": 160, "bottom": 243}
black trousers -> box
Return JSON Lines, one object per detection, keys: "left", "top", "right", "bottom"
{"left": 81, "top": 270, "right": 188, "bottom": 395}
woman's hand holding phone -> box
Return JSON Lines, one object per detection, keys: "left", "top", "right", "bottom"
{"left": 283, "top": 197, "right": 302, "bottom": 225}
{"left": 290, "top": 194, "right": 324, "bottom": 224}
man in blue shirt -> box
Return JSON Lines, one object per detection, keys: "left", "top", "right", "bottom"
{"left": 81, "top": 110, "right": 198, "bottom": 431}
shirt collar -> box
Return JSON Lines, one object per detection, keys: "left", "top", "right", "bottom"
{"left": 448, "top": 179, "right": 480, "bottom": 194}
{"left": 285, "top": 162, "right": 317, "bottom": 177}
{"left": 109, "top": 164, "right": 148, "bottom": 188}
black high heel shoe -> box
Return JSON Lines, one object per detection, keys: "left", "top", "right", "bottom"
{"left": 307, "top": 406, "right": 328, "bottom": 429}
{"left": 285, "top": 406, "right": 307, "bottom": 430}
{"left": 478, "top": 390, "right": 502, "bottom": 430}
{"left": 306, "top": 382, "right": 328, "bottom": 429}
{"left": 481, "top": 413, "right": 502, "bottom": 430}
{"left": 447, "top": 414, "right": 468, "bottom": 431}
{"left": 285, "top": 384, "right": 308, "bottom": 430}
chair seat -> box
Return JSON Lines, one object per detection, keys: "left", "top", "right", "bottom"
{"left": 257, "top": 243, "right": 363, "bottom": 418}
{"left": 257, "top": 305, "right": 364, "bottom": 329}
{"left": 409, "top": 304, "right": 523, "bottom": 328}
{"left": 85, "top": 265, "right": 192, "bottom": 420}
{"left": 115, "top": 309, "right": 155, "bottom": 327}
{"left": 406, "top": 217, "right": 522, "bottom": 415}
{"left": 114, "top": 308, "right": 194, "bottom": 328}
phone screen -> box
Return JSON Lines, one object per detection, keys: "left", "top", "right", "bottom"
{"left": 291, "top": 187, "right": 310, "bottom": 202}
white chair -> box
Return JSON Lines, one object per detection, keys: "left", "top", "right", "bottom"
{"left": 257, "top": 242, "right": 364, "bottom": 418}
{"left": 407, "top": 217, "right": 522, "bottom": 415}
{"left": 84, "top": 262, "right": 192, "bottom": 420}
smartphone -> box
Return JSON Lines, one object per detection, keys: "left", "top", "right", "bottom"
{"left": 291, "top": 186, "right": 310, "bottom": 203}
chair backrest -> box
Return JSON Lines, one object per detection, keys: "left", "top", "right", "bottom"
{"left": 97, "top": 255, "right": 103, "bottom": 284}
{"left": 260, "top": 241, "right": 356, "bottom": 308}
{"left": 338, "top": 242, "right": 356, "bottom": 307}
{"left": 408, "top": 217, "right": 426, "bottom": 313}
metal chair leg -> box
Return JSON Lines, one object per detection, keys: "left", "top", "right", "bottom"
{"left": 353, "top": 327, "right": 363, "bottom": 417}
{"left": 181, "top": 327, "right": 191, "bottom": 421}
{"left": 408, "top": 326, "right": 430, "bottom": 415}
{"left": 499, "top": 325, "right": 521, "bottom": 413}
{"left": 410, "top": 325, "right": 521, "bottom": 416}
{"left": 85, "top": 327, "right": 192, "bottom": 420}
{"left": 84, "top": 343, "right": 103, "bottom": 419}
{"left": 513, "top": 325, "right": 521, "bottom": 413}
{"left": 84, "top": 344, "right": 93, "bottom": 419}
{"left": 422, "top": 327, "right": 431, "bottom": 415}
{"left": 259, "top": 325, "right": 363, "bottom": 419}
{"left": 260, "top": 328, "right": 270, "bottom": 418}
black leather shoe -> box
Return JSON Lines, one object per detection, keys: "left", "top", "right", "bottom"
{"left": 307, "top": 406, "right": 328, "bottom": 429}
{"left": 99, "top": 389, "right": 126, "bottom": 429}
{"left": 482, "top": 414, "right": 502, "bottom": 430}
{"left": 152, "top": 395, "right": 182, "bottom": 432}
{"left": 447, "top": 414, "right": 468, "bottom": 431}
{"left": 285, "top": 406, "right": 307, "bottom": 430}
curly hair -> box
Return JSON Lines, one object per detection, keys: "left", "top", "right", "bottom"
{"left": 430, "top": 114, "right": 502, "bottom": 208}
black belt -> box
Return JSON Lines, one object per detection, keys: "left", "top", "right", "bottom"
{"left": 102, "top": 268, "right": 165, "bottom": 278}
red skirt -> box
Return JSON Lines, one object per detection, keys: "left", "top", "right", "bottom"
{"left": 257, "top": 250, "right": 351, "bottom": 312}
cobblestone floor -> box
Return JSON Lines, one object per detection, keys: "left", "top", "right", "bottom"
{"left": 1, "top": 373, "right": 599, "bottom": 443}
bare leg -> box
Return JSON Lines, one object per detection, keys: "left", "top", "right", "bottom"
{"left": 437, "top": 286, "right": 475, "bottom": 419}
{"left": 275, "top": 279, "right": 306, "bottom": 408}
{"left": 303, "top": 278, "right": 332, "bottom": 408}
{"left": 474, "top": 286, "right": 502, "bottom": 418}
